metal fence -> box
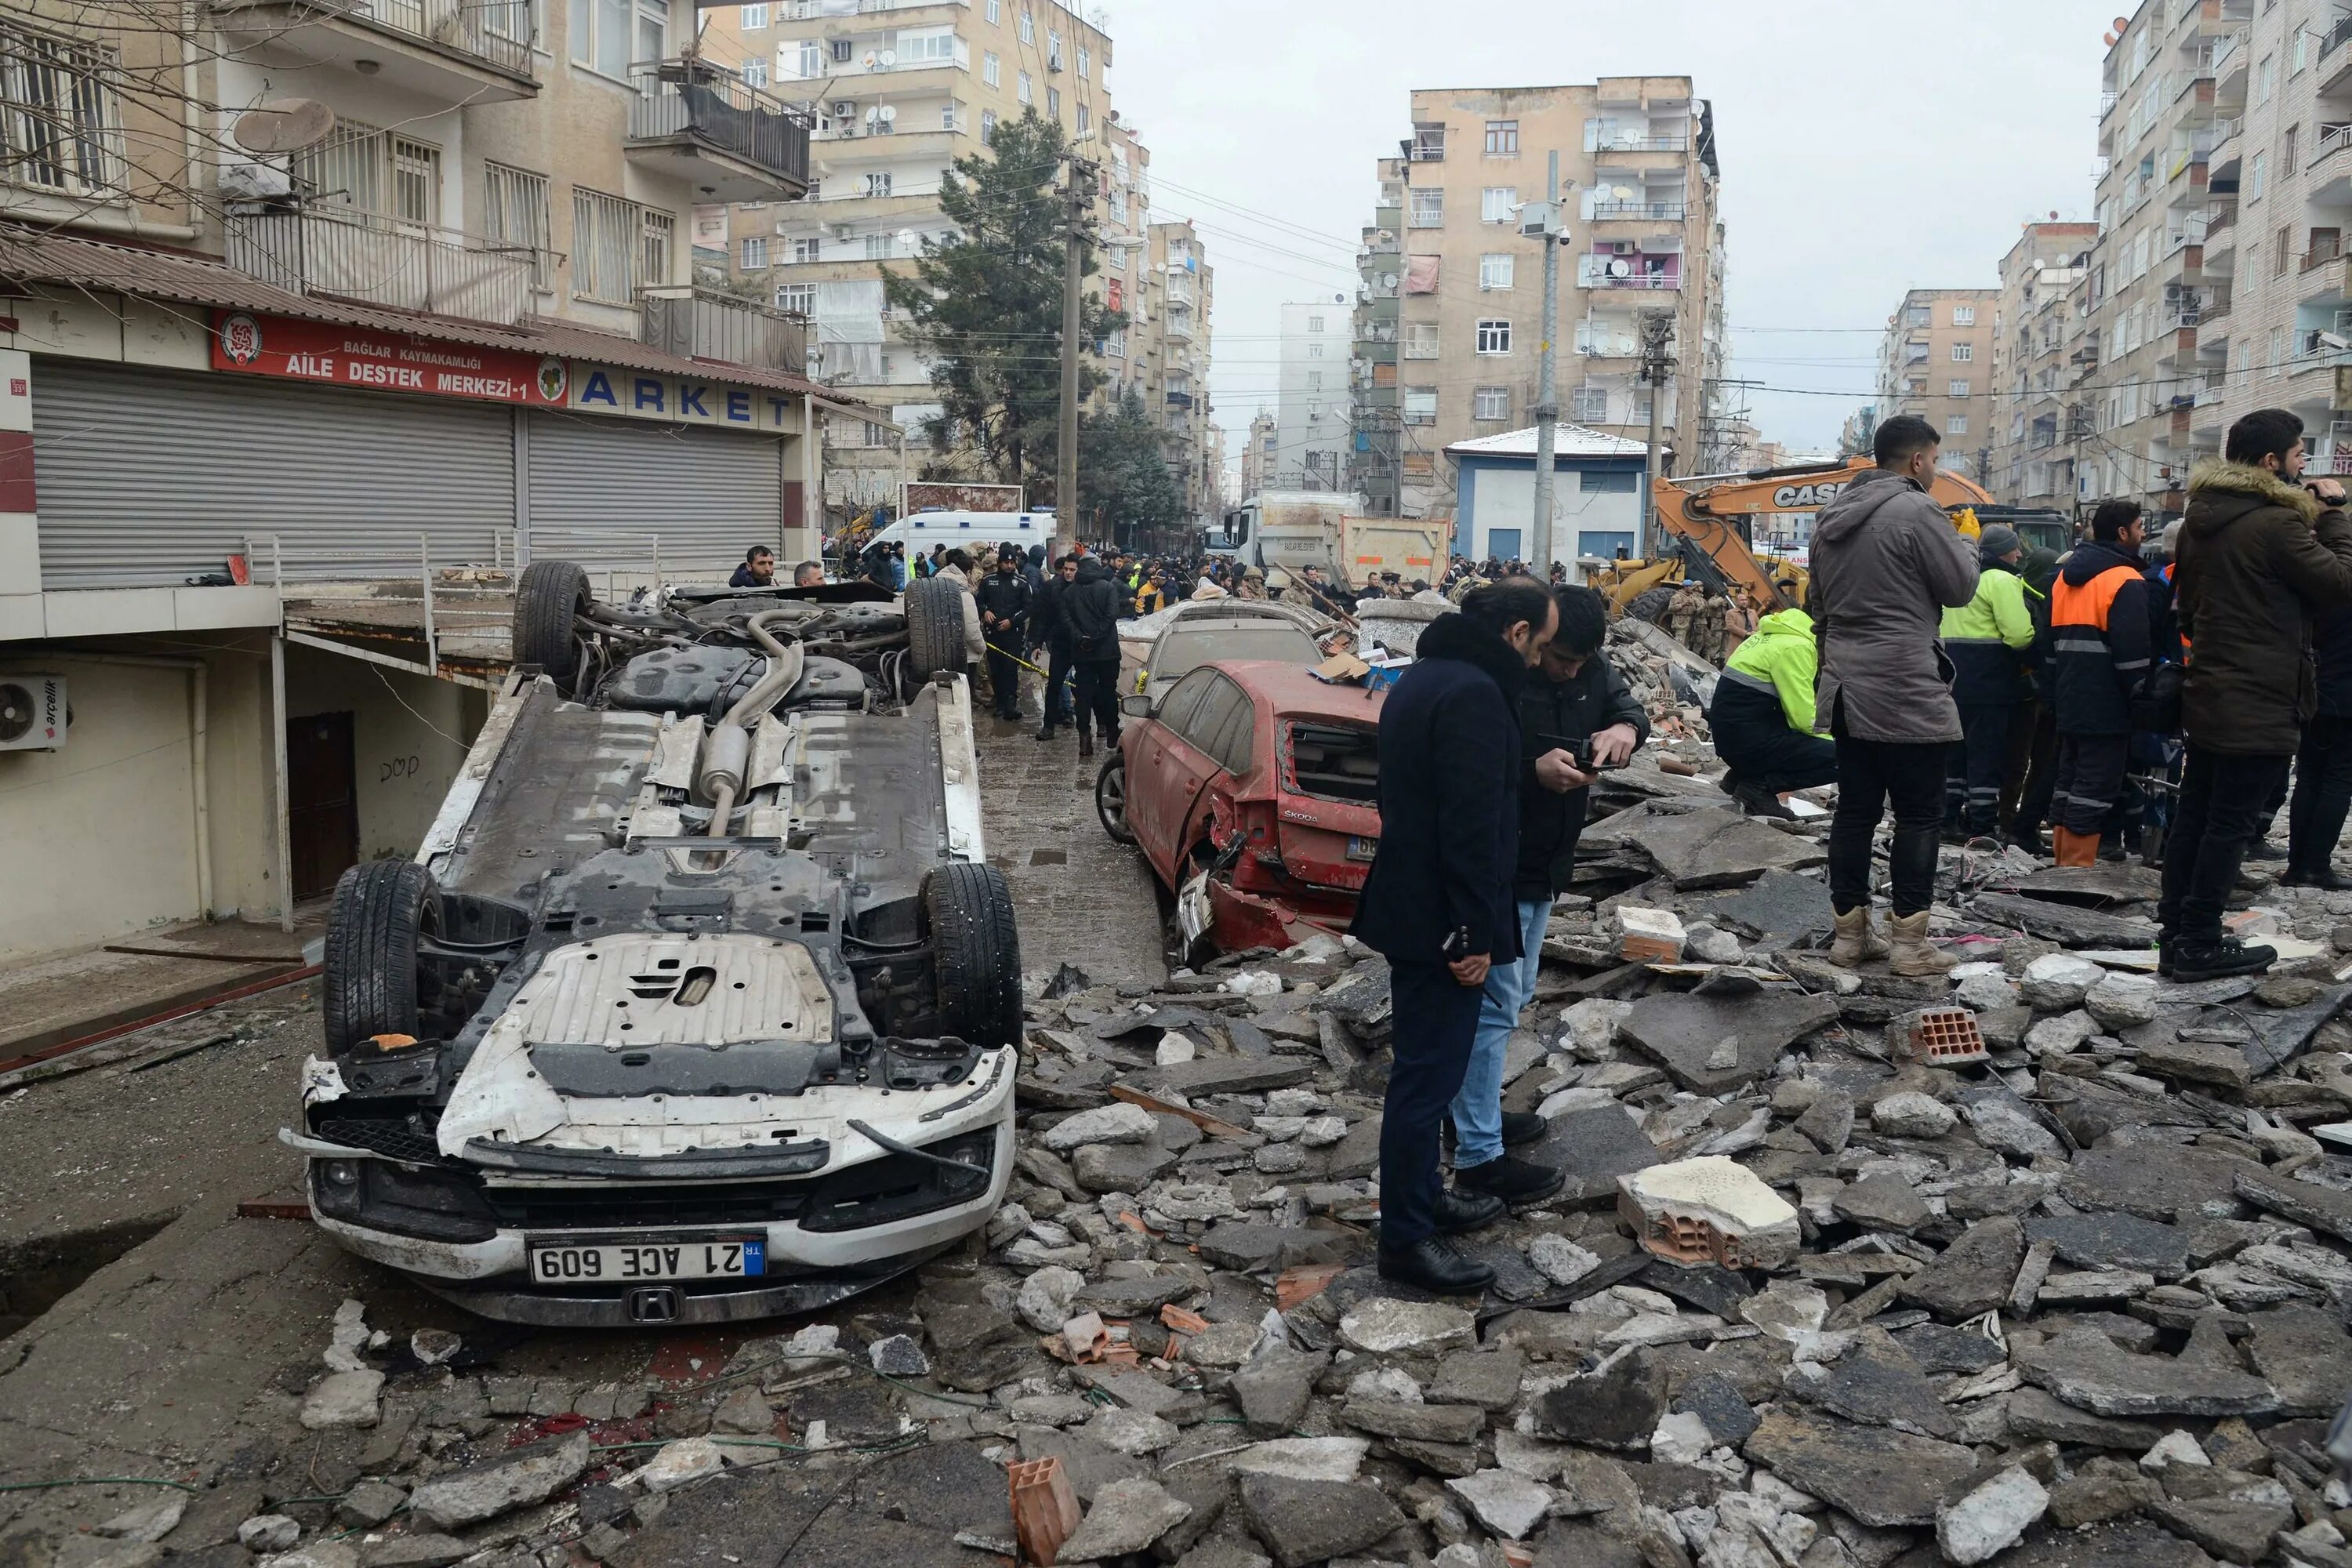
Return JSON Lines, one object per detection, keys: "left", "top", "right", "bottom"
{"left": 355, "top": 0, "right": 537, "bottom": 77}
{"left": 641, "top": 285, "right": 808, "bottom": 373}
{"left": 627, "top": 64, "right": 811, "bottom": 187}
{"left": 224, "top": 206, "right": 538, "bottom": 326}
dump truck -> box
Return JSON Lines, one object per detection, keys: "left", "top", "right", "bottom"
{"left": 1207, "top": 492, "right": 1451, "bottom": 590}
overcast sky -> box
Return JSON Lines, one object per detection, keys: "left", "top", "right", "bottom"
{"left": 1100, "top": 0, "right": 2112, "bottom": 459}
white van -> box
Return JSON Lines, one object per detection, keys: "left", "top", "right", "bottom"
{"left": 868, "top": 510, "right": 1056, "bottom": 561}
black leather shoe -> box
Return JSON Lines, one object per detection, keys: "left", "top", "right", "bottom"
{"left": 1377, "top": 1236, "right": 1497, "bottom": 1294}
{"left": 1431, "top": 1187, "right": 1507, "bottom": 1235}
{"left": 1455, "top": 1155, "right": 1566, "bottom": 1207}
{"left": 1500, "top": 1111, "right": 1548, "bottom": 1148}
{"left": 2283, "top": 866, "right": 2351, "bottom": 891}
{"left": 2167, "top": 936, "right": 2277, "bottom": 982}
{"left": 2244, "top": 840, "right": 2288, "bottom": 862}
{"left": 1733, "top": 781, "right": 1796, "bottom": 821}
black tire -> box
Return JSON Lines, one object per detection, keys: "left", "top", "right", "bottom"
{"left": 1628, "top": 583, "right": 1678, "bottom": 626}
{"left": 1095, "top": 751, "right": 1135, "bottom": 844}
{"left": 905, "top": 577, "right": 968, "bottom": 681}
{"left": 322, "top": 858, "right": 441, "bottom": 1055}
{"left": 514, "top": 559, "right": 592, "bottom": 682}
{"left": 924, "top": 862, "right": 1022, "bottom": 1049}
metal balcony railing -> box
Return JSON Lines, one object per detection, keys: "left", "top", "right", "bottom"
{"left": 1581, "top": 267, "right": 1681, "bottom": 291}
{"left": 629, "top": 62, "right": 812, "bottom": 188}
{"left": 1589, "top": 201, "right": 1688, "bottom": 221}
{"left": 223, "top": 205, "right": 543, "bottom": 325}
{"left": 339, "top": 0, "right": 536, "bottom": 78}
{"left": 641, "top": 285, "right": 808, "bottom": 373}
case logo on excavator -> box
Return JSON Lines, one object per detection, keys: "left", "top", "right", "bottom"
{"left": 1772, "top": 481, "right": 1847, "bottom": 508}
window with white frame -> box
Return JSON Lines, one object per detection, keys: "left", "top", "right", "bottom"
{"left": 1308, "top": 370, "right": 1323, "bottom": 390}
{"left": 864, "top": 230, "right": 894, "bottom": 259}
{"left": 776, "top": 281, "right": 815, "bottom": 314}
{"left": 789, "top": 38, "right": 821, "bottom": 78}
{"left": 1403, "top": 321, "right": 1439, "bottom": 358}
{"left": 742, "top": 56, "right": 768, "bottom": 88}
{"left": 895, "top": 26, "right": 955, "bottom": 64}
{"left": 985, "top": 0, "right": 999, "bottom": 20}
{"left": 1948, "top": 414, "right": 1969, "bottom": 434}
{"left": 1479, "top": 252, "right": 1514, "bottom": 289}
{"left": 1308, "top": 342, "right": 1323, "bottom": 358}
{"left": 569, "top": 0, "right": 665, "bottom": 80}
{"left": 573, "top": 187, "right": 644, "bottom": 304}
{"left": 1403, "top": 387, "right": 1438, "bottom": 425}
{"left": 981, "top": 109, "right": 997, "bottom": 142}
{"left": 982, "top": 50, "right": 999, "bottom": 85}
{"left": 742, "top": 235, "right": 768, "bottom": 268}
{"left": 1951, "top": 343, "right": 1973, "bottom": 361}
{"left": 1076, "top": 104, "right": 1088, "bottom": 135}
{"left": 790, "top": 234, "right": 821, "bottom": 262}
{"left": 1307, "top": 314, "right": 1325, "bottom": 332}
{"left": 740, "top": 1, "right": 765, "bottom": 24}
{"left": 1018, "top": 70, "right": 1032, "bottom": 103}
{"left": 1481, "top": 186, "right": 1518, "bottom": 223}
{"left": 1077, "top": 45, "right": 1089, "bottom": 78}
{"left": 1408, "top": 187, "right": 1443, "bottom": 227}
{"left": 1476, "top": 319, "right": 1512, "bottom": 354}
{"left": 1018, "top": 6, "right": 1033, "bottom": 42}
{"left": 642, "top": 208, "right": 674, "bottom": 288}
{"left": 865, "top": 170, "right": 891, "bottom": 197}
{"left": 1948, "top": 379, "right": 1969, "bottom": 397}
{"left": 1047, "top": 85, "right": 1060, "bottom": 118}
{"left": 1474, "top": 385, "right": 1510, "bottom": 420}
{"left": 1953, "top": 304, "right": 1975, "bottom": 325}
{"left": 1572, "top": 386, "right": 1609, "bottom": 421}
{"left": 483, "top": 163, "right": 553, "bottom": 288}
{"left": 1047, "top": 28, "right": 1062, "bottom": 67}
{"left": 296, "top": 122, "right": 442, "bottom": 224}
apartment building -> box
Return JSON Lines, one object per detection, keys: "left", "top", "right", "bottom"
{"left": 1991, "top": 222, "right": 2099, "bottom": 504}
{"left": 1140, "top": 221, "right": 1218, "bottom": 524}
{"left": 0, "top": 0, "right": 858, "bottom": 962}
{"left": 1366, "top": 78, "right": 1726, "bottom": 521}
{"left": 1873, "top": 289, "right": 2000, "bottom": 482}
{"left": 1276, "top": 303, "right": 1351, "bottom": 491}
{"left": 698, "top": 0, "right": 1121, "bottom": 517}
{"left": 1240, "top": 410, "right": 1277, "bottom": 501}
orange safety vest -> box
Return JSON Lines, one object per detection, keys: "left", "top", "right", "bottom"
{"left": 2049, "top": 564, "right": 2136, "bottom": 637}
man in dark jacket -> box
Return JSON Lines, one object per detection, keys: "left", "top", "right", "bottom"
{"left": 1063, "top": 555, "right": 1126, "bottom": 760}
{"left": 2163, "top": 408, "right": 2352, "bottom": 978}
{"left": 2288, "top": 606, "right": 2352, "bottom": 887}
{"left": 975, "top": 549, "right": 1034, "bottom": 722}
{"left": 2045, "top": 500, "right": 2154, "bottom": 866}
{"left": 1029, "top": 554, "right": 1079, "bottom": 740}
{"left": 1939, "top": 524, "right": 2037, "bottom": 840}
{"left": 1353, "top": 579, "right": 1557, "bottom": 1294}
{"left": 730, "top": 546, "right": 777, "bottom": 589}
{"left": 1809, "top": 415, "right": 1980, "bottom": 975}
{"left": 2007, "top": 546, "right": 2063, "bottom": 849}
{"left": 1446, "top": 586, "right": 1646, "bottom": 1206}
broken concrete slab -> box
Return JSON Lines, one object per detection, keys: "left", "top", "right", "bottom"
{"left": 1969, "top": 891, "right": 2158, "bottom": 948}
{"left": 1616, "top": 990, "right": 1842, "bottom": 1094}
{"left": 407, "top": 1432, "right": 593, "bottom": 1530}
{"left": 1525, "top": 1104, "right": 1664, "bottom": 1205}
{"left": 1741, "top": 1408, "right": 1981, "bottom": 1527}
{"left": 2234, "top": 1165, "right": 2352, "bottom": 1242}
{"left": 1937, "top": 1467, "right": 2050, "bottom": 1566}
{"left": 1900, "top": 1215, "right": 2027, "bottom": 1321}
{"left": 1236, "top": 1475, "right": 1404, "bottom": 1568}
{"left": 2243, "top": 1308, "right": 2352, "bottom": 1417}
{"left": 1631, "top": 806, "right": 1828, "bottom": 890}
{"left": 1055, "top": 1476, "right": 1192, "bottom": 1563}
{"left": 1532, "top": 1352, "right": 1666, "bottom": 1450}
{"left": 1617, "top": 1156, "right": 1801, "bottom": 1269}
{"left": 2025, "top": 1213, "right": 2198, "bottom": 1279}
{"left": 1784, "top": 1348, "right": 1958, "bottom": 1439}
{"left": 1135, "top": 1057, "right": 1316, "bottom": 1098}
{"left": 2016, "top": 1330, "right": 2280, "bottom": 1418}
{"left": 1685, "top": 868, "right": 1835, "bottom": 943}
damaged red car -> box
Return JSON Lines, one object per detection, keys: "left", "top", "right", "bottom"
{"left": 1095, "top": 661, "right": 1384, "bottom": 953}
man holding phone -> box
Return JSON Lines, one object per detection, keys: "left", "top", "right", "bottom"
{"left": 1353, "top": 578, "right": 1557, "bottom": 1294}
{"left": 1443, "top": 586, "right": 1646, "bottom": 1210}
{"left": 2162, "top": 409, "right": 2352, "bottom": 978}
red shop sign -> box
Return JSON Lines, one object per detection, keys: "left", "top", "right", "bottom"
{"left": 211, "top": 310, "right": 568, "bottom": 405}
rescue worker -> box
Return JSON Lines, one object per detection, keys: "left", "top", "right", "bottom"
{"left": 2006, "top": 546, "right": 2063, "bottom": 851}
{"left": 2046, "top": 501, "right": 2154, "bottom": 866}
{"left": 975, "top": 549, "right": 1033, "bottom": 724}
{"left": 1939, "top": 524, "right": 2037, "bottom": 841}
{"left": 1234, "top": 564, "right": 1269, "bottom": 601}
{"left": 1132, "top": 565, "right": 1169, "bottom": 618}
{"left": 1664, "top": 579, "right": 1707, "bottom": 656}
{"left": 1692, "top": 584, "right": 1729, "bottom": 666}
{"left": 1708, "top": 604, "right": 1837, "bottom": 818}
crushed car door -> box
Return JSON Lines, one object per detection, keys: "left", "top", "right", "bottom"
{"left": 1126, "top": 668, "right": 1215, "bottom": 875}
{"left": 1160, "top": 673, "right": 1251, "bottom": 867}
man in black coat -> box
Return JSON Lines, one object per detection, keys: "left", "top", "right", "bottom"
{"left": 1446, "top": 586, "right": 1646, "bottom": 1208}
{"left": 2046, "top": 501, "right": 2154, "bottom": 866}
{"left": 2288, "top": 606, "right": 2352, "bottom": 887}
{"left": 974, "top": 548, "right": 1034, "bottom": 722}
{"left": 1062, "top": 554, "right": 1126, "bottom": 760}
{"left": 1352, "top": 578, "right": 1557, "bottom": 1294}
{"left": 1029, "top": 554, "right": 1079, "bottom": 740}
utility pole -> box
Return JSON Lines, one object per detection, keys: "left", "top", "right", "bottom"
{"left": 1530, "top": 151, "right": 1563, "bottom": 574}
{"left": 1054, "top": 154, "right": 1096, "bottom": 561}
{"left": 1638, "top": 310, "right": 1675, "bottom": 558}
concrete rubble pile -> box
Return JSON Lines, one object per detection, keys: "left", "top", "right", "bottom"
{"left": 83, "top": 842, "right": 2352, "bottom": 1568}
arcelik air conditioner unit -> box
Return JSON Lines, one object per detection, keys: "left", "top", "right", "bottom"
{"left": 0, "top": 674, "right": 66, "bottom": 751}
{"left": 832, "top": 100, "right": 858, "bottom": 118}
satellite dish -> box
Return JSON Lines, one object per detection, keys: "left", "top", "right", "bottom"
{"left": 1381, "top": 273, "right": 1399, "bottom": 289}
{"left": 1613, "top": 185, "right": 1635, "bottom": 201}
{"left": 862, "top": 49, "right": 879, "bottom": 68}
{"left": 864, "top": 106, "right": 881, "bottom": 123}
{"left": 878, "top": 48, "right": 897, "bottom": 67}
{"left": 2103, "top": 31, "right": 2116, "bottom": 45}
{"left": 879, "top": 103, "right": 897, "bottom": 123}
{"left": 2113, "top": 14, "right": 2129, "bottom": 30}
{"left": 232, "top": 98, "right": 335, "bottom": 154}
{"left": 897, "top": 227, "right": 919, "bottom": 252}
{"left": 1609, "top": 257, "right": 1632, "bottom": 278}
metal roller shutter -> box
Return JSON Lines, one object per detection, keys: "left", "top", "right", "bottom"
{"left": 34, "top": 361, "right": 515, "bottom": 589}
{"left": 525, "top": 411, "right": 782, "bottom": 579}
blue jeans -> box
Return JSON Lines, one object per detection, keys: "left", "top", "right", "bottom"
{"left": 1450, "top": 897, "right": 1552, "bottom": 1169}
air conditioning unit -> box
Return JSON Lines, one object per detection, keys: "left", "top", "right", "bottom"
{"left": 1611, "top": 241, "right": 1638, "bottom": 255}
{"left": 0, "top": 674, "right": 66, "bottom": 751}
{"left": 831, "top": 100, "right": 858, "bottom": 118}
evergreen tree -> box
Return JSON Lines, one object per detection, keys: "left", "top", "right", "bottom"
{"left": 1079, "top": 389, "right": 1186, "bottom": 542}
{"left": 882, "top": 110, "right": 1123, "bottom": 504}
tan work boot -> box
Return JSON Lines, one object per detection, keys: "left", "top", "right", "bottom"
{"left": 1828, "top": 906, "right": 1888, "bottom": 967}
{"left": 1886, "top": 910, "right": 1956, "bottom": 977}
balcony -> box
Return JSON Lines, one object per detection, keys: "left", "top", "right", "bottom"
{"left": 2325, "top": 13, "right": 2352, "bottom": 93}
{"left": 1579, "top": 258, "right": 1682, "bottom": 291}
{"left": 1166, "top": 390, "right": 1193, "bottom": 409}
{"left": 641, "top": 285, "right": 807, "bottom": 372}
{"left": 210, "top": 0, "right": 538, "bottom": 103}
{"left": 223, "top": 205, "right": 542, "bottom": 326}
{"left": 627, "top": 63, "right": 813, "bottom": 203}
{"left": 1589, "top": 201, "right": 1686, "bottom": 222}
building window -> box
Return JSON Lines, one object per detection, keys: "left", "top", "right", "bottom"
{"left": 1018, "top": 6, "right": 1033, "bottom": 42}
{"left": 791, "top": 235, "right": 820, "bottom": 263}
{"left": 1047, "top": 28, "right": 1062, "bottom": 66}
{"left": 643, "top": 208, "right": 674, "bottom": 286}
{"left": 569, "top": 0, "right": 665, "bottom": 80}
{"left": 790, "top": 38, "right": 822, "bottom": 78}
{"left": 2257, "top": 53, "right": 2274, "bottom": 103}
{"left": 1403, "top": 387, "right": 1438, "bottom": 425}
{"left": 297, "top": 123, "right": 442, "bottom": 224}
{"left": 1950, "top": 343, "right": 1973, "bottom": 361}
{"left": 1474, "top": 385, "right": 1510, "bottom": 419}
{"left": 1018, "top": 70, "right": 1032, "bottom": 104}
{"left": 742, "top": 235, "right": 768, "bottom": 268}
{"left": 1307, "top": 314, "right": 1325, "bottom": 332}
{"left": 831, "top": 37, "right": 852, "bottom": 62}
{"left": 483, "top": 162, "right": 553, "bottom": 288}
{"left": 1308, "top": 343, "right": 1324, "bottom": 358}
{"left": 1953, "top": 303, "right": 1975, "bottom": 325}
{"left": 2270, "top": 325, "right": 2286, "bottom": 371}
{"left": 1572, "top": 386, "right": 1610, "bottom": 422}
{"left": 740, "top": 2, "right": 765, "bottom": 24}
{"left": 1077, "top": 45, "right": 1089, "bottom": 79}
{"left": 985, "top": 0, "right": 999, "bottom": 20}
{"left": 981, "top": 109, "right": 996, "bottom": 143}
{"left": 1484, "top": 119, "right": 1519, "bottom": 155}
{"left": 742, "top": 56, "right": 768, "bottom": 88}
{"left": 1047, "top": 85, "right": 1060, "bottom": 118}
{"left": 1481, "top": 186, "right": 1518, "bottom": 223}
{"left": 982, "top": 51, "right": 999, "bottom": 85}
{"left": 2286, "top": 123, "right": 2301, "bottom": 170}
{"left": 776, "top": 281, "right": 814, "bottom": 314}
{"left": 573, "top": 187, "right": 645, "bottom": 304}
{"left": 1479, "top": 252, "right": 1515, "bottom": 289}
{"left": 1948, "top": 414, "right": 1969, "bottom": 435}
{"left": 2250, "top": 150, "right": 2267, "bottom": 199}
{"left": 942, "top": 100, "right": 960, "bottom": 131}
{"left": 866, "top": 170, "right": 892, "bottom": 197}
{"left": 1581, "top": 469, "right": 1637, "bottom": 492}
{"left": 2278, "top": 225, "right": 2294, "bottom": 275}
{"left": 1076, "top": 104, "right": 1088, "bottom": 135}
{"left": 1476, "top": 319, "right": 1512, "bottom": 354}
{"left": 1308, "top": 370, "right": 1323, "bottom": 390}
{"left": 864, "top": 231, "right": 895, "bottom": 259}
{"left": 1408, "top": 187, "right": 1443, "bottom": 227}
{"left": 1948, "top": 379, "right": 1969, "bottom": 397}
{"left": 1403, "top": 321, "right": 1439, "bottom": 358}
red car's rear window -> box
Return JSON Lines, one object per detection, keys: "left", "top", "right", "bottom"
{"left": 1283, "top": 722, "right": 1379, "bottom": 805}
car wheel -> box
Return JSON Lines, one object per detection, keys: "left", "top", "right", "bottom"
{"left": 1627, "top": 584, "right": 1678, "bottom": 626}
{"left": 1095, "top": 751, "right": 1135, "bottom": 844}
{"left": 513, "top": 560, "right": 591, "bottom": 683}
{"left": 905, "top": 577, "right": 967, "bottom": 683}
{"left": 924, "top": 862, "right": 1022, "bottom": 1048}
{"left": 323, "top": 858, "right": 441, "bottom": 1056}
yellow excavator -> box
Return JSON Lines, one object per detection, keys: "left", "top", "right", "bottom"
{"left": 1589, "top": 458, "right": 2044, "bottom": 622}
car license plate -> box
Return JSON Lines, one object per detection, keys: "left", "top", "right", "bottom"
{"left": 527, "top": 1237, "right": 765, "bottom": 1284}
{"left": 1347, "top": 836, "right": 1378, "bottom": 862}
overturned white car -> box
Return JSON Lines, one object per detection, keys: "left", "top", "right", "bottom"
{"left": 285, "top": 563, "right": 1018, "bottom": 1327}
